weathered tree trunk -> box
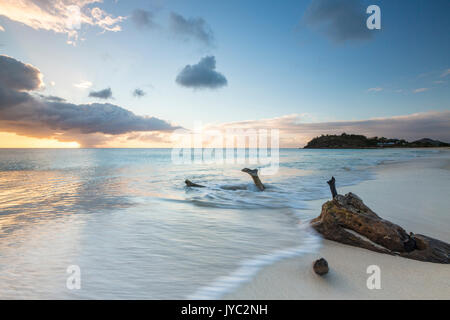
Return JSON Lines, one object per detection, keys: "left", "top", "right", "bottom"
{"left": 310, "top": 192, "right": 450, "bottom": 264}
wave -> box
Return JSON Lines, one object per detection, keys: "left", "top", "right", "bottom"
{"left": 188, "top": 223, "right": 322, "bottom": 299}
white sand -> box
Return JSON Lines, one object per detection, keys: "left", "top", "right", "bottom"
{"left": 225, "top": 155, "right": 450, "bottom": 299}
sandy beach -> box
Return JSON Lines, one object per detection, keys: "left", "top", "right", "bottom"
{"left": 225, "top": 154, "right": 450, "bottom": 299}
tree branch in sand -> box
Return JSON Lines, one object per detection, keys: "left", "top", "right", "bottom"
{"left": 185, "top": 168, "right": 266, "bottom": 191}
{"left": 185, "top": 179, "right": 205, "bottom": 188}
{"left": 241, "top": 168, "right": 265, "bottom": 191}
{"left": 327, "top": 176, "right": 338, "bottom": 199}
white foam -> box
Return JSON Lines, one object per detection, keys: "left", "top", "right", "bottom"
{"left": 188, "top": 225, "right": 322, "bottom": 300}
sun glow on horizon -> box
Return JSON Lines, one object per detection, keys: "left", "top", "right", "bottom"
{"left": 0, "top": 132, "right": 80, "bottom": 148}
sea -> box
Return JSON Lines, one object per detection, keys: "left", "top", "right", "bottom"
{"left": 0, "top": 148, "right": 447, "bottom": 299}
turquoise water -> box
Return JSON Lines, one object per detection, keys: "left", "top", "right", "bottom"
{"left": 0, "top": 148, "right": 446, "bottom": 298}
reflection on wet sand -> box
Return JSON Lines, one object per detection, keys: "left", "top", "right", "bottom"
{"left": 0, "top": 167, "right": 134, "bottom": 237}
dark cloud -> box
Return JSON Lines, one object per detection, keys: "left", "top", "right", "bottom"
{"left": 131, "top": 9, "right": 157, "bottom": 29}
{"left": 176, "top": 56, "right": 227, "bottom": 89}
{"left": 0, "top": 54, "right": 42, "bottom": 91}
{"left": 0, "top": 55, "right": 40, "bottom": 108}
{"left": 0, "top": 55, "right": 178, "bottom": 146}
{"left": 133, "top": 88, "right": 146, "bottom": 97}
{"left": 169, "top": 12, "right": 214, "bottom": 45}
{"left": 36, "top": 94, "right": 66, "bottom": 102}
{"left": 89, "top": 87, "right": 113, "bottom": 99}
{"left": 0, "top": 85, "right": 32, "bottom": 108}
{"left": 303, "top": 0, "right": 373, "bottom": 43}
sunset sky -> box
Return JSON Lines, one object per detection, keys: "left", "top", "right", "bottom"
{"left": 0, "top": 0, "right": 449, "bottom": 148}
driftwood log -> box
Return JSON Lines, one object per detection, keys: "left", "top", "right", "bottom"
{"left": 185, "top": 168, "right": 265, "bottom": 191}
{"left": 311, "top": 190, "right": 450, "bottom": 264}
{"left": 185, "top": 179, "right": 205, "bottom": 188}
{"left": 327, "top": 176, "right": 338, "bottom": 198}
{"left": 241, "top": 168, "right": 265, "bottom": 191}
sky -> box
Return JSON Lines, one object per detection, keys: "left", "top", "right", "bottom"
{"left": 0, "top": 0, "right": 449, "bottom": 147}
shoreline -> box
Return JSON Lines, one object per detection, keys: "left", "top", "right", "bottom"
{"left": 224, "top": 154, "right": 450, "bottom": 299}
{"left": 301, "top": 147, "right": 450, "bottom": 150}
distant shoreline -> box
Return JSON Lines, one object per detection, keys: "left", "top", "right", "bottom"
{"left": 303, "top": 133, "right": 450, "bottom": 149}
{"left": 301, "top": 146, "right": 450, "bottom": 149}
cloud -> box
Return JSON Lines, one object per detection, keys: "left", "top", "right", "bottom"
{"left": 36, "top": 94, "right": 66, "bottom": 102}
{"left": 89, "top": 87, "right": 113, "bottom": 99}
{"left": 133, "top": 88, "right": 146, "bottom": 97}
{"left": 125, "top": 131, "right": 172, "bottom": 144}
{"left": 90, "top": 7, "right": 124, "bottom": 32}
{"left": 0, "top": 0, "right": 126, "bottom": 44}
{"left": 413, "top": 88, "right": 429, "bottom": 93}
{"left": 0, "top": 55, "right": 43, "bottom": 91}
{"left": 0, "top": 55, "right": 178, "bottom": 147}
{"left": 367, "top": 87, "right": 383, "bottom": 92}
{"left": 169, "top": 12, "right": 214, "bottom": 45}
{"left": 205, "top": 111, "right": 450, "bottom": 147}
{"left": 176, "top": 56, "right": 227, "bottom": 89}
{"left": 74, "top": 81, "right": 93, "bottom": 89}
{"left": 0, "top": 25, "right": 4, "bottom": 32}
{"left": 303, "top": 0, "right": 373, "bottom": 43}
{"left": 131, "top": 9, "right": 157, "bottom": 29}
{"left": 0, "top": 54, "right": 43, "bottom": 109}
{"left": 441, "top": 68, "right": 450, "bottom": 78}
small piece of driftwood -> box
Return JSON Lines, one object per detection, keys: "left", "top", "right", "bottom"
{"left": 327, "top": 176, "right": 338, "bottom": 198}
{"left": 185, "top": 179, "right": 205, "bottom": 188}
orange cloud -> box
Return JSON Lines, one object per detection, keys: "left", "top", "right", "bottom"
{"left": 0, "top": 0, "right": 125, "bottom": 44}
{"left": 0, "top": 55, "right": 178, "bottom": 148}
{"left": 200, "top": 111, "right": 450, "bottom": 148}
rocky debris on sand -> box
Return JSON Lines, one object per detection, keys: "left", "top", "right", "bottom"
{"left": 313, "top": 258, "right": 329, "bottom": 275}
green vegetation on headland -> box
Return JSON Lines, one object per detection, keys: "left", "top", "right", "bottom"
{"left": 303, "top": 133, "right": 450, "bottom": 149}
